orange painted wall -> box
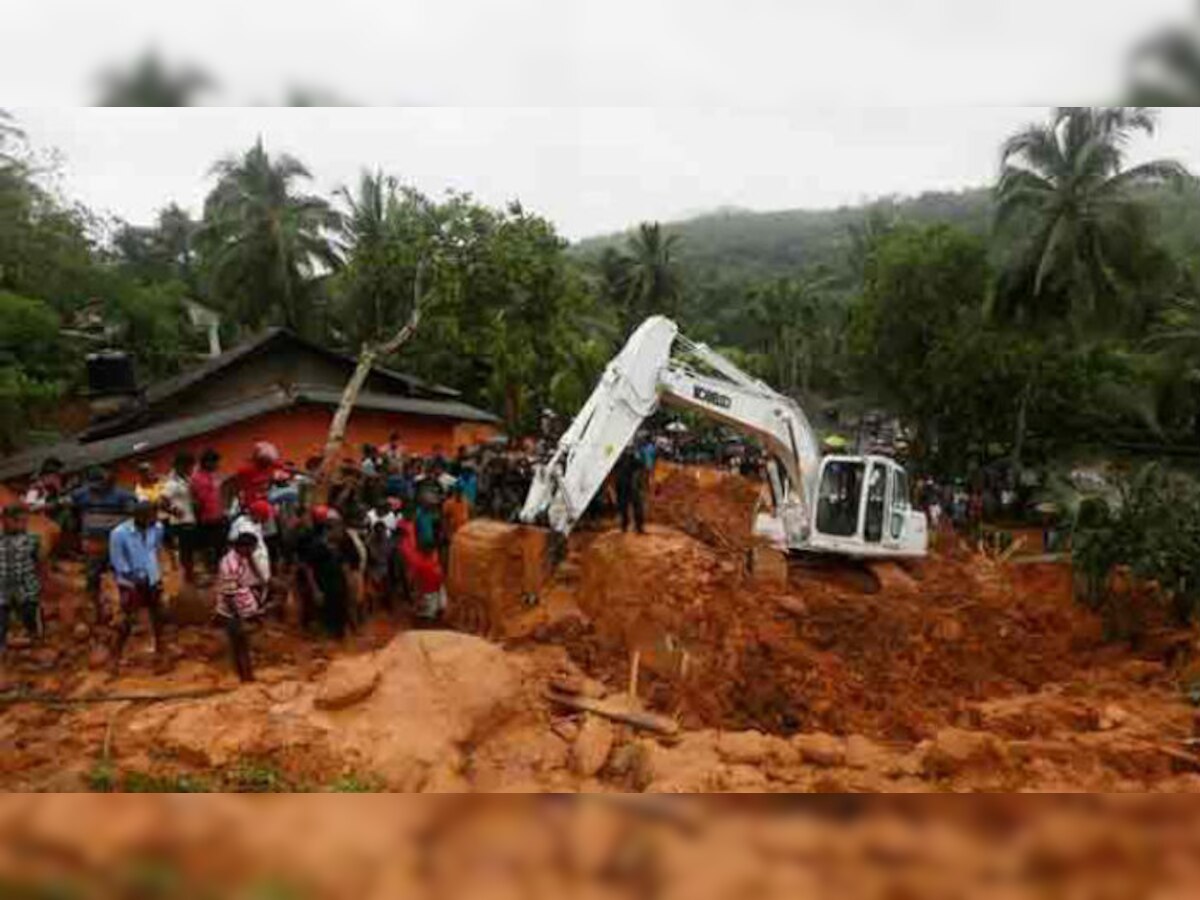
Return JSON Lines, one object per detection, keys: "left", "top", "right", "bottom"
{"left": 112, "top": 403, "right": 497, "bottom": 482}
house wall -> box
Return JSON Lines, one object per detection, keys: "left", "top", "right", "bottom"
{"left": 112, "top": 404, "right": 497, "bottom": 483}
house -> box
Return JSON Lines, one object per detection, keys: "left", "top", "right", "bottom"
{"left": 0, "top": 328, "right": 500, "bottom": 484}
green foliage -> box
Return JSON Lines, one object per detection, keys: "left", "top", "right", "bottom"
{"left": 744, "top": 272, "right": 845, "bottom": 397}
{"left": 95, "top": 51, "right": 212, "bottom": 106}
{"left": 993, "top": 107, "right": 1189, "bottom": 333}
{"left": 225, "top": 761, "right": 293, "bottom": 792}
{"left": 848, "top": 224, "right": 994, "bottom": 464}
{"left": 122, "top": 771, "right": 214, "bottom": 793}
{"left": 199, "top": 139, "right": 341, "bottom": 334}
{"left": 1073, "top": 464, "right": 1200, "bottom": 640}
{"left": 329, "top": 772, "right": 385, "bottom": 792}
{"left": 0, "top": 295, "right": 64, "bottom": 450}
{"left": 85, "top": 760, "right": 117, "bottom": 793}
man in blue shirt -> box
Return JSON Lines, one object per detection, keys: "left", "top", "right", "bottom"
{"left": 71, "top": 467, "right": 136, "bottom": 624}
{"left": 108, "top": 501, "right": 168, "bottom": 673}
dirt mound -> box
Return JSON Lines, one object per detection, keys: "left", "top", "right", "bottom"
{"left": 122, "top": 631, "right": 529, "bottom": 790}
{"left": 557, "top": 524, "right": 1110, "bottom": 742}
{"left": 649, "top": 466, "right": 762, "bottom": 552}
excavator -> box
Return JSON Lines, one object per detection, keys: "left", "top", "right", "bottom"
{"left": 520, "top": 316, "right": 928, "bottom": 560}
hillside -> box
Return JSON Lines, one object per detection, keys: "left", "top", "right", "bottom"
{"left": 575, "top": 182, "right": 1200, "bottom": 289}
{"left": 573, "top": 188, "right": 994, "bottom": 284}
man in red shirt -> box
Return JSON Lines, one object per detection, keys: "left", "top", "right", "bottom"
{"left": 190, "top": 448, "right": 225, "bottom": 573}
{"left": 235, "top": 441, "right": 281, "bottom": 511}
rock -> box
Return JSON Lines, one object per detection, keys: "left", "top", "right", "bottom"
{"left": 139, "top": 631, "right": 526, "bottom": 790}
{"left": 920, "top": 728, "right": 1005, "bottom": 779}
{"left": 793, "top": 733, "right": 846, "bottom": 768}
{"left": 717, "top": 730, "right": 773, "bottom": 765}
{"left": 845, "top": 735, "right": 890, "bottom": 771}
{"left": 71, "top": 623, "right": 91, "bottom": 642}
{"left": 315, "top": 658, "right": 381, "bottom": 711}
{"left": 1098, "top": 704, "right": 1131, "bottom": 732}
{"left": 572, "top": 715, "right": 615, "bottom": 777}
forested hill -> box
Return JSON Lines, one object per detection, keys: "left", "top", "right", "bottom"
{"left": 573, "top": 188, "right": 994, "bottom": 285}
{"left": 575, "top": 182, "right": 1200, "bottom": 289}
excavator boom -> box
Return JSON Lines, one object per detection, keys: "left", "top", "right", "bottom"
{"left": 520, "top": 315, "right": 927, "bottom": 559}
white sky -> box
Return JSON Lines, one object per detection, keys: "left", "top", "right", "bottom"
{"left": 12, "top": 107, "right": 1200, "bottom": 241}
{"left": 4, "top": 0, "right": 1197, "bottom": 238}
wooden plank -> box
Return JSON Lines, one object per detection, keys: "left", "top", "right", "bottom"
{"left": 546, "top": 690, "right": 679, "bottom": 736}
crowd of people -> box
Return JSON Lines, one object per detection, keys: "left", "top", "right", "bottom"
{"left": 2, "top": 433, "right": 542, "bottom": 682}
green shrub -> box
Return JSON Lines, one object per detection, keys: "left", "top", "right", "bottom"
{"left": 1073, "top": 463, "right": 1200, "bottom": 640}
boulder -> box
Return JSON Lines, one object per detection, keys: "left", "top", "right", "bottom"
{"left": 571, "top": 715, "right": 615, "bottom": 777}
{"left": 133, "top": 631, "right": 527, "bottom": 790}
{"left": 793, "top": 733, "right": 846, "bottom": 768}
{"left": 315, "top": 658, "right": 381, "bottom": 711}
{"left": 717, "top": 730, "right": 777, "bottom": 766}
{"left": 920, "top": 728, "right": 1006, "bottom": 779}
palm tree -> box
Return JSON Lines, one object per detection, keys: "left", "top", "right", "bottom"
{"left": 993, "top": 107, "right": 1189, "bottom": 329}
{"left": 1129, "top": 21, "right": 1200, "bottom": 105}
{"left": 200, "top": 139, "right": 341, "bottom": 332}
{"left": 748, "top": 274, "right": 835, "bottom": 396}
{"left": 624, "top": 222, "right": 682, "bottom": 331}
{"left": 95, "top": 51, "right": 212, "bottom": 106}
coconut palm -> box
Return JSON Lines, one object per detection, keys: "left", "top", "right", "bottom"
{"left": 993, "top": 107, "right": 1189, "bottom": 329}
{"left": 624, "top": 222, "right": 682, "bottom": 329}
{"left": 1129, "top": 21, "right": 1200, "bottom": 105}
{"left": 200, "top": 139, "right": 341, "bottom": 332}
{"left": 95, "top": 51, "right": 212, "bottom": 106}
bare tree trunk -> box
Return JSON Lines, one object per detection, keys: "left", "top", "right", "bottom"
{"left": 315, "top": 262, "right": 427, "bottom": 502}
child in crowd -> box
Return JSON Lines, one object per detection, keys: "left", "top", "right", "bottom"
{"left": 216, "top": 531, "right": 263, "bottom": 682}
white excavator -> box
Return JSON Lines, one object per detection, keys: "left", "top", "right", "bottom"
{"left": 520, "top": 316, "right": 928, "bottom": 559}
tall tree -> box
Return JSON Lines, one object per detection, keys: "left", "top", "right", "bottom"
{"left": 747, "top": 273, "right": 838, "bottom": 397}
{"left": 993, "top": 106, "right": 1188, "bottom": 330}
{"left": 623, "top": 222, "right": 682, "bottom": 332}
{"left": 95, "top": 51, "right": 212, "bottom": 106}
{"left": 199, "top": 139, "right": 341, "bottom": 333}
{"left": 335, "top": 170, "right": 440, "bottom": 346}
{"left": 1129, "top": 20, "right": 1200, "bottom": 105}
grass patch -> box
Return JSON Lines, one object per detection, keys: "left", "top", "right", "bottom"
{"left": 328, "top": 773, "right": 385, "bottom": 793}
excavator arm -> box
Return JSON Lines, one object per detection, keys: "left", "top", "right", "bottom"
{"left": 520, "top": 316, "right": 823, "bottom": 541}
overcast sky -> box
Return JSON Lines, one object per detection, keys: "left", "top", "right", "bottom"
{"left": 12, "top": 107, "right": 1200, "bottom": 241}
{"left": 5, "top": 0, "right": 1197, "bottom": 238}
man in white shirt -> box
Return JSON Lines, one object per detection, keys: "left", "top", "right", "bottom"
{"left": 161, "top": 451, "right": 198, "bottom": 583}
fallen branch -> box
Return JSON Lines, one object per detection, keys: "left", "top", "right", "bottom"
{"left": 0, "top": 687, "right": 233, "bottom": 707}
{"left": 546, "top": 689, "right": 679, "bottom": 736}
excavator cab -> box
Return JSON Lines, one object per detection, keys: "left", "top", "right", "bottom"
{"left": 808, "top": 454, "right": 927, "bottom": 558}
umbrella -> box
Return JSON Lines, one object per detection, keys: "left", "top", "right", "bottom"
{"left": 823, "top": 434, "right": 849, "bottom": 450}
{"left": 665, "top": 421, "right": 689, "bottom": 434}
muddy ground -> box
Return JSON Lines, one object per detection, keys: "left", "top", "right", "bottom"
{"left": 0, "top": 465, "right": 1199, "bottom": 795}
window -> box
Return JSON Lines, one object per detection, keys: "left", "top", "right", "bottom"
{"left": 816, "top": 461, "right": 864, "bottom": 538}
{"left": 891, "top": 469, "right": 908, "bottom": 540}
{"left": 864, "top": 465, "right": 886, "bottom": 543}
